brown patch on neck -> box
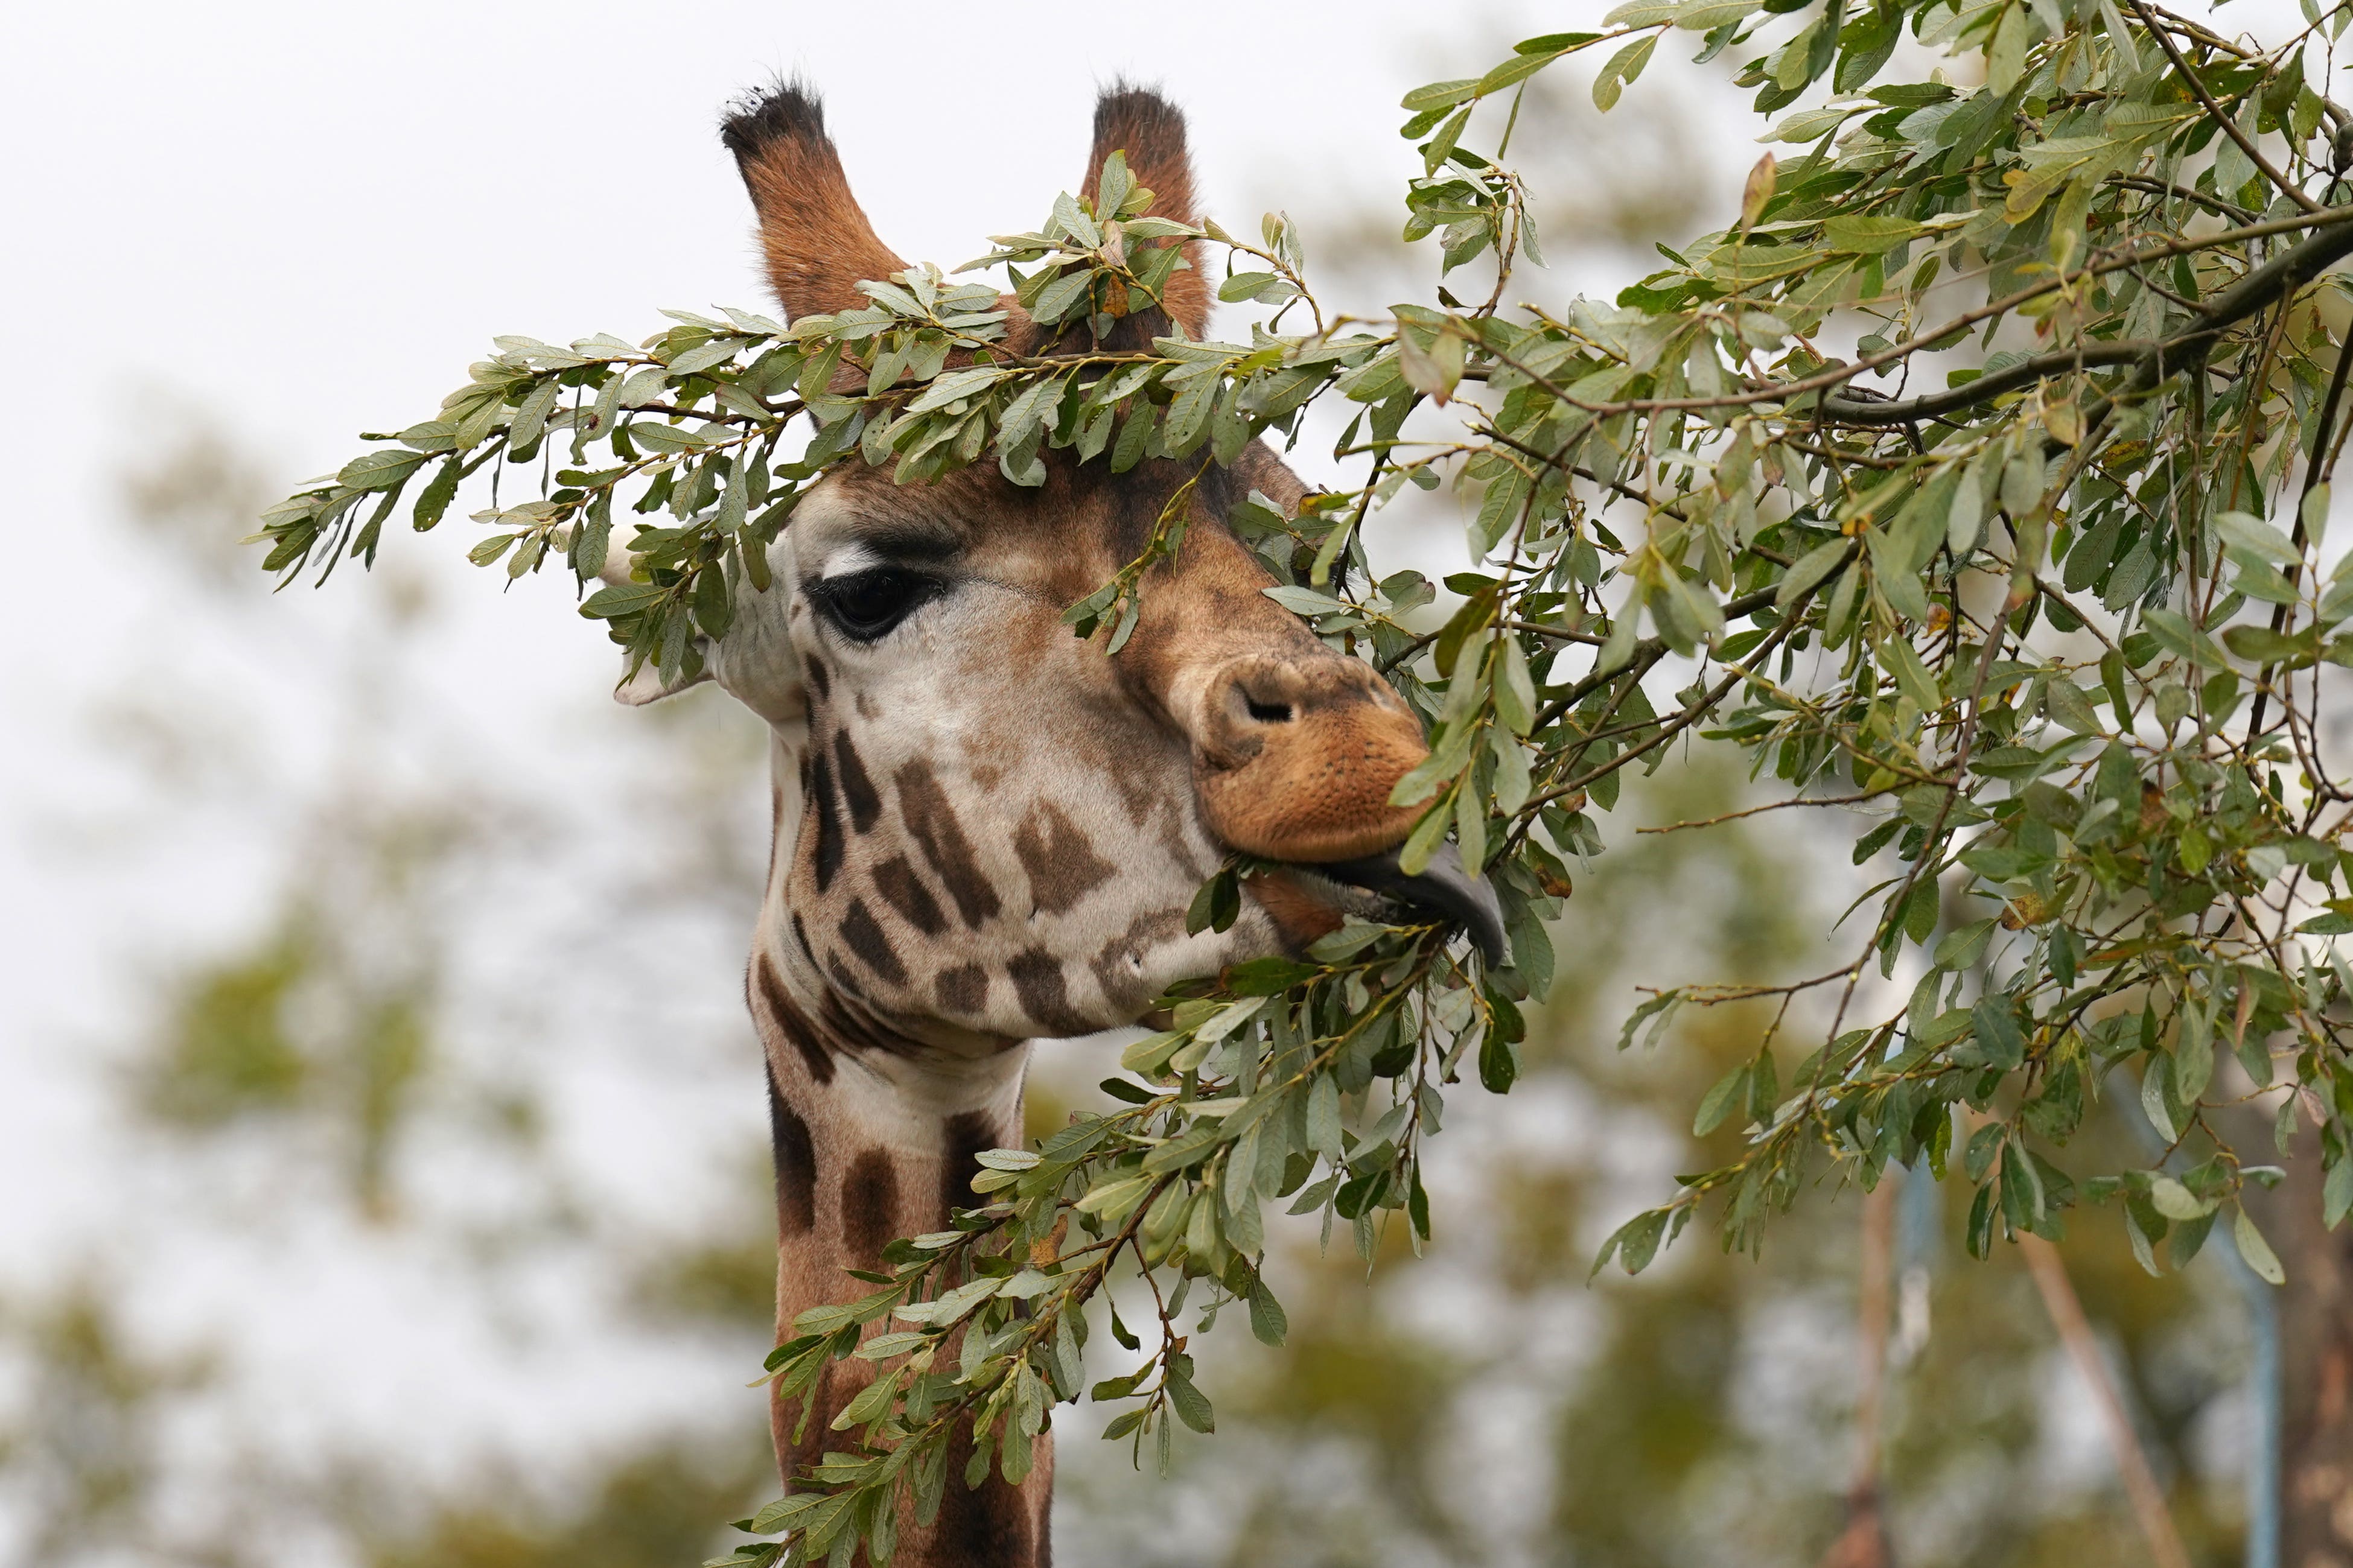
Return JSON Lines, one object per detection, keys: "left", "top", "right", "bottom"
{"left": 871, "top": 855, "right": 947, "bottom": 936}
{"left": 938, "top": 1111, "right": 1001, "bottom": 1224}
{"left": 1012, "top": 801, "right": 1116, "bottom": 916}
{"left": 807, "top": 746, "right": 845, "bottom": 892}
{"left": 772, "top": 1363, "right": 836, "bottom": 1494}
{"left": 839, "top": 897, "right": 908, "bottom": 986}
{"left": 833, "top": 730, "right": 882, "bottom": 833}
{"left": 1006, "top": 951, "right": 1094, "bottom": 1036}
{"left": 840, "top": 1148, "right": 900, "bottom": 1266}
{"left": 765, "top": 1069, "right": 817, "bottom": 1236}
{"left": 933, "top": 1441, "right": 1040, "bottom": 1567}
{"left": 935, "top": 963, "right": 990, "bottom": 1016}
{"left": 753, "top": 949, "right": 835, "bottom": 1086}
{"left": 896, "top": 760, "right": 1001, "bottom": 928}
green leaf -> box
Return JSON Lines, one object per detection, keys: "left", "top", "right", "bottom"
{"left": 1397, "top": 795, "right": 1454, "bottom": 877}
{"left": 1876, "top": 636, "right": 1942, "bottom": 710}
{"left": 1823, "top": 215, "right": 1925, "bottom": 254}
{"left": 1593, "top": 36, "right": 1657, "bottom": 112}
{"left": 1395, "top": 328, "right": 1463, "bottom": 403}
{"left": 2325, "top": 1155, "right": 2353, "bottom": 1229}
{"left": 1401, "top": 77, "right": 1480, "bottom": 113}
{"left": 2150, "top": 1175, "right": 2210, "bottom": 1222}
{"left": 1673, "top": 0, "right": 1758, "bottom": 28}
{"left": 1247, "top": 1283, "right": 1289, "bottom": 1347}
{"left": 2215, "top": 509, "right": 2300, "bottom": 565}
{"left": 1935, "top": 918, "right": 1998, "bottom": 970}
{"left": 1693, "top": 1064, "right": 1750, "bottom": 1135}
{"left": 1987, "top": 1, "right": 2030, "bottom": 95}
{"left": 2234, "top": 1207, "right": 2285, "bottom": 1284}
{"left": 1594, "top": 1207, "right": 1670, "bottom": 1277}
{"left": 581, "top": 582, "right": 667, "bottom": 619}
{"left": 1778, "top": 536, "right": 1851, "bottom": 608}
{"left": 1165, "top": 1370, "right": 1215, "bottom": 1433}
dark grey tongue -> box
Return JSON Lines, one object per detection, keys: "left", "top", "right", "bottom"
{"left": 1320, "top": 842, "right": 1506, "bottom": 964}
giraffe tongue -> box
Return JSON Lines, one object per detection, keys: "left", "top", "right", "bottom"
{"left": 1317, "top": 842, "right": 1506, "bottom": 965}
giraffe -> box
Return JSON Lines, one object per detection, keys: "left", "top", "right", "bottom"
{"left": 622, "top": 79, "right": 1502, "bottom": 1567}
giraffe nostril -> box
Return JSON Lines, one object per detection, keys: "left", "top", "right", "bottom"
{"left": 1245, "top": 697, "right": 1295, "bottom": 724}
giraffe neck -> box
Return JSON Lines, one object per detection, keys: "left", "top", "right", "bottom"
{"left": 748, "top": 731, "right": 1052, "bottom": 1567}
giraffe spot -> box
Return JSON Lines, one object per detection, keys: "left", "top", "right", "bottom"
{"left": 840, "top": 897, "right": 907, "bottom": 986}
{"left": 1007, "top": 949, "right": 1094, "bottom": 1036}
{"left": 895, "top": 760, "right": 1000, "bottom": 928}
{"left": 934, "top": 1431, "right": 1038, "bottom": 1566}
{"left": 753, "top": 948, "right": 834, "bottom": 1086}
{"left": 934, "top": 963, "right": 989, "bottom": 1015}
{"left": 841, "top": 1147, "right": 899, "bottom": 1266}
{"left": 826, "top": 951, "right": 864, "bottom": 1000}
{"left": 1106, "top": 760, "right": 1161, "bottom": 828}
{"left": 1012, "top": 800, "right": 1116, "bottom": 916}
{"left": 765, "top": 1067, "right": 817, "bottom": 1236}
{"left": 833, "top": 731, "right": 882, "bottom": 833}
{"left": 871, "top": 855, "right": 946, "bottom": 936}
{"left": 772, "top": 1362, "right": 835, "bottom": 1487}
{"left": 804, "top": 654, "right": 830, "bottom": 699}
{"left": 808, "top": 745, "right": 845, "bottom": 892}
{"left": 939, "top": 1109, "right": 1002, "bottom": 1222}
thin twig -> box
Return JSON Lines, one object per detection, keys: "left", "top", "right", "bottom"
{"left": 1636, "top": 789, "right": 1890, "bottom": 834}
{"left": 2127, "top": 0, "right": 2323, "bottom": 216}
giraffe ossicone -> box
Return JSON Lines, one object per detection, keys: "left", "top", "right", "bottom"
{"left": 620, "top": 77, "right": 1500, "bottom": 1567}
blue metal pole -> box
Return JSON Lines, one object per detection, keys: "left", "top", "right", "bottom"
{"left": 2120, "top": 1100, "right": 2281, "bottom": 1567}
{"left": 2215, "top": 1243, "right": 2282, "bottom": 1568}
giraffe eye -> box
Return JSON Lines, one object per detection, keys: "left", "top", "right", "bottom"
{"left": 809, "top": 567, "right": 942, "bottom": 642}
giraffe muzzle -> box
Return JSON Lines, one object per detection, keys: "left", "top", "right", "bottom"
{"left": 1305, "top": 842, "right": 1506, "bottom": 963}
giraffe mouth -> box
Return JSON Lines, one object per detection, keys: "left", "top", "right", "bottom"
{"left": 1289, "top": 843, "right": 1507, "bottom": 965}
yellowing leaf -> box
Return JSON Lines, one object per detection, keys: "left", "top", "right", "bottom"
{"left": 1740, "top": 152, "right": 1777, "bottom": 233}
{"left": 1823, "top": 215, "right": 1926, "bottom": 254}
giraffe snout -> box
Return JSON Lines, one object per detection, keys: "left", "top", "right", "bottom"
{"left": 1189, "top": 651, "right": 1430, "bottom": 862}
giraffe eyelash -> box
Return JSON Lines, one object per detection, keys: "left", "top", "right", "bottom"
{"left": 804, "top": 567, "right": 946, "bottom": 643}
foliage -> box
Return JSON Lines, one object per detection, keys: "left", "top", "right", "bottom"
{"left": 264, "top": 1, "right": 2353, "bottom": 1558}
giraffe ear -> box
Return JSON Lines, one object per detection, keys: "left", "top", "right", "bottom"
{"left": 611, "top": 536, "right": 807, "bottom": 726}
{"left": 613, "top": 652, "right": 710, "bottom": 706}
{"left": 1083, "top": 85, "right": 1209, "bottom": 339}
{"left": 721, "top": 81, "right": 909, "bottom": 323}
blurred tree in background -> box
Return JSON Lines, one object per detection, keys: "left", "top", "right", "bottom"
{"left": 24, "top": 4, "right": 2353, "bottom": 1566}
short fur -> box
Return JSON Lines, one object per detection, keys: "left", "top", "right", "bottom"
{"left": 722, "top": 80, "right": 908, "bottom": 323}
{"left": 1078, "top": 81, "right": 1211, "bottom": 342}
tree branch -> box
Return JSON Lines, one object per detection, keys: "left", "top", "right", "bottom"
{"left": 1820, "top": 207, "right": 2353, "bottom": 424}
{"left": 2128, "top": 0, "right": 2323, "bottom": 216}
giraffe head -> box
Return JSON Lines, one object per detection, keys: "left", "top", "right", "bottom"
{"left": 624, "top": 81, "right": 1498, "bottom": 1048}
